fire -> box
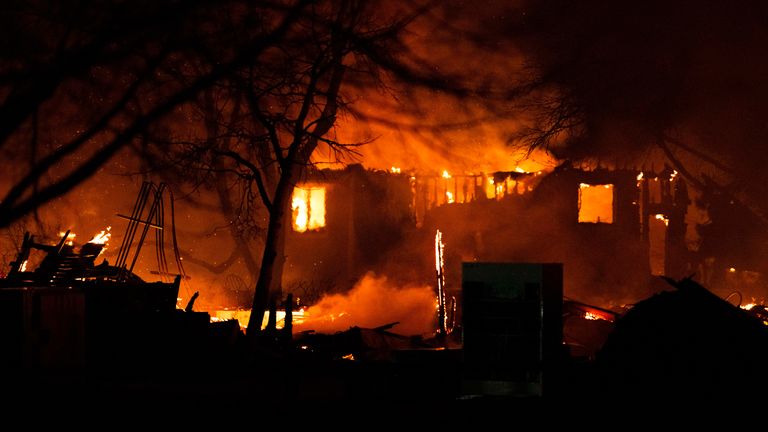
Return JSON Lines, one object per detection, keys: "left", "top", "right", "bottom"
{"left": 741, "top": 303, "right": 756, "bottom": 311}
{"left": 637, "top": 172, "right": 644, "bottom": 181}
{"left": 390, "top": 166, "right": 401, "bottom": 174}
{"left": 292, "top": 186, "right": 326, "bottom": 232}
{"left": 441, "top": 170, "right": 451, "bottom": 179}
{"left": 19, "top": 260, "right": 27, "bottom": 272}
{"left": 584, "top": 312, "right": 604, "bottom": 321}
{"left": 654, "top": 214, "right": 669, "bottom": 226}
{"left": 729, "top": 267, "right": 737, "bottom": 273}
{"left": 210, "top": 308, "right": 306, "bottom": 330}
{"left": 445, "top": 191, "right": 455, "bottom": 204}
{"left": 88, "top": 226, "right": 111, "bottom": 245}
{"left": 58, "top": 231, "right": 76, "bottom": 246}
{"left": 578, "top": 183, "right": 614, "bottom": 223}
{"left": 515, "top": 167, "right": 525, "bottom": 173}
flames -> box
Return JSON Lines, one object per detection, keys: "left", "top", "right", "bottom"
{"left": 88, "top": 226, "right": 112, "bottom": 245}
{"left": 210, "top": 308, "right": 306, "bottom": 330}
{"left": 58, "top": 231, "right": 76, "bottom": 246}
{"left": 292, "top": 186, "right": 326, "bottom": 232}
{"left": 578, "top": 183, "right": 614, "bottom": 223}
{"left": 654, "top": 214, "right": 669, "bottom": 226}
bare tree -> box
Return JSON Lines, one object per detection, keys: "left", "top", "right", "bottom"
{"left": 150, "top": 0, "right": 495, "bottom": 336}
{"left": 0, "top": 0, "right": 313, "bottom": 228}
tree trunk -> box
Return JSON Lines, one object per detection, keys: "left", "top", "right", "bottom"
{"left": 246, "top": 172, "right": 294, "bottom": 335}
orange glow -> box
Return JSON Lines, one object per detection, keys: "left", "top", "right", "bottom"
{"left": 210, "top": 308, "right": 306, "bottom": 330}
{"left": 58, "top": 231, "right": 76, "bottom": 246}
{"left": 292, "top": 186, "right": 326, "bottom": 232}
{"left": 584, "top": 312, "right": 604, "bottom": 321}
{"left": 19, "top": 260, "right": 28, "bottom": 272}
{"left": 654, "top": 214, "right": 669, "bottom": 226}
{"left": 88, "top": 226, "right": 111, "bottom": 245}
{"left": 741, "top": 303, "right": 756, "bottom": 311}
{"left": 390, "top": 166, "right": 401, "bottom": 174}
{"left": 445, "top": 191, "right": 455, "bottom": 203}
{"left": 578, "top": 184, "right": 614, "bottom": 223}
{"left": 441, "top": 170, "right": 451, "bottom": 179}
{"left": 294, "top": 273, "right": 437, "bottom": 335}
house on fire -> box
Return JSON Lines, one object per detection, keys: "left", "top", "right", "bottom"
{"left": 281, "top": 161, "right": 733, "bottom": 309}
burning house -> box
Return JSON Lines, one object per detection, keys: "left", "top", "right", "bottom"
{"left": 280, "top": 161, "right": 698, "bottom": 315}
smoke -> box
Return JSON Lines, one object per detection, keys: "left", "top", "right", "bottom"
{"left": 294, "top": 272, "right": 437, "bottom": 336}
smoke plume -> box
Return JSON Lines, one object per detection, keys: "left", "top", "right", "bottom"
{"left": 295, "top": 272, "right": 437, "bottom": 336}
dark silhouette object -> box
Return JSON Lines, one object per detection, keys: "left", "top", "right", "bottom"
{"left": 596, "top": 276, "right": 768, "bottom": 398}
{"left": 184, "top": 291, "right": 199, "bottom": 312}
{"left": 266, "top": 298, "right": 277, "bottom": 334}
{"left": 283, "top": 293, "right": 293, "bottom": 342}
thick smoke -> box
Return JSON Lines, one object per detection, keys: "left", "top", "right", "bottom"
{"left": 294, "top": 272, "right": 437, "bottom": 336}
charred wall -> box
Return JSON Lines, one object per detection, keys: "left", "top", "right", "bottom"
{"left": 422, "top": 166, "right": 651, "bottom": 307}
{"left": 282, "top": 163, "right": 690, "bottom": 309}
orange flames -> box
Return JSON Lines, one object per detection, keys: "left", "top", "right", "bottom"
{"left": 58, "top": 231, "right": 76, "bottom": 246}
{"left": 578, "top": 183, "right": 614, "bottom": 223}
{"left": 210, "top": 308, "right": 306, "bottom": 330}
{"left": 88, "top": 226, "right": 112, "bottom": 245}
{"left": 654, "top": 214, "right": 669, "bottom": 226}
{"left": 292, "top": 186, "right": 326, "bottom": 232}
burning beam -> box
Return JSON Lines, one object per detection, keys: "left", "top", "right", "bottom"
{"left": 292, "top": 186, "right": 326, "bottom": 232}
{"left": 435, "top": 229, "right": 447, "bottom": 335}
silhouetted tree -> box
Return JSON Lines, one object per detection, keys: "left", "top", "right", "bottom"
{"left": 0, "top": 0, "right": 312, "bottom": 227}
{"left": 515, "top": 0, "right": 768, "bottom": 221}
{"left": 151, "top": 0, "right": 485, "bottom": 336}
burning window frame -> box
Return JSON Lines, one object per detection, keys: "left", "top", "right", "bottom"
{"left": 291, "top": 185, "right": 327, "bottom": 233}
{"left": 578, "top": 183, "right": 615, "bottom": 224}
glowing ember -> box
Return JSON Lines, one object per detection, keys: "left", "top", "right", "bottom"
{"left": 390, "top": 166, "right": 401, "bottom": 174}
{"left": 441, "top": 170, "right": 451, "bottom": 179}
{"left": 670, "top": 170, "right": 678, "bottom": 180}
{"left": 729, "top": 267, "right": 737, "bottom": 273}
{"left": 19, "top": 260, "right": 27, "bottom": 272}
{"left": 292, "top": 186, "right": 326, "bottom": 232}
{"left": 584, "top": 312, "right": 604, "bottom": 320}
{"left": 88, "top": 226, "right": 111, "bottom": 245}
{"left": 637, "top": 172, "right": 644, "bottom": 181}
{"left": 654, "top": 214, "right": 669, "bottom": 226}
{"left": 741, "top": 303, "right": 756, "bottom": 311}
{"left": 435, "top": 229, "right": 448, "bottom": 334}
